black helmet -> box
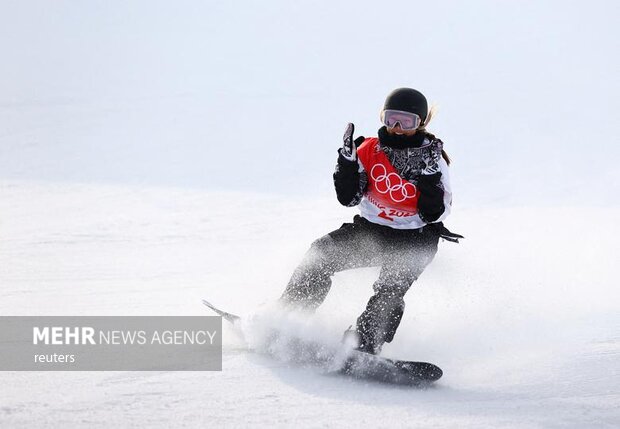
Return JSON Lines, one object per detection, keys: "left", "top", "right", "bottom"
{"left": 383, "top": 88, "right": 428, "bottom": 122}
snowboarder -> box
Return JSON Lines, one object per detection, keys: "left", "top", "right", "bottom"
{"left": 280, "top": 87, "right": 461, "bottom": 355}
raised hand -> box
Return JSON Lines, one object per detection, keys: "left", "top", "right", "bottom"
{"left": 341, "top": 122, "right": 357, "bottom": 161}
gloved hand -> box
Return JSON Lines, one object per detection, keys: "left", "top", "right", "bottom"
{"left": 340, "top": 123, "right": 365, "bottom": 161}
{"left": 416, "top": 172, "right": 445, "bottom": 223}
{"left": 341, "top": 123, "right": 357, "bottom": 161}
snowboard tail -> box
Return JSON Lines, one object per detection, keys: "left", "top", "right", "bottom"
{"left": 202, "top": 299, "right": 240, "bottom": 323}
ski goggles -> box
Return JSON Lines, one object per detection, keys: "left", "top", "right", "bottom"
{"left": 382, "top": 109, "right": 422, "bottom": 131}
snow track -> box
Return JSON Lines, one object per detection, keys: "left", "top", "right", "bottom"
{"left": 1, "top": 182, "right": 618, "bottom": 428}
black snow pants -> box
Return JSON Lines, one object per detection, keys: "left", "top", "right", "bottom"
{"left": 280, "top": 215, "right": 441, "bottom": 354}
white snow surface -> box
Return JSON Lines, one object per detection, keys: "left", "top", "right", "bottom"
{"left": 0, "top": 182, "right": 618, "bottom": 428}
{"left": 1, "top": 0, "right": 619, "bottom": 427}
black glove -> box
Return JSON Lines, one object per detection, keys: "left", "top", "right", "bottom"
{"left": 341, "top": 122, "right": 356, "bottom": 160}
{"left": 341, "top": 123, "right": 365, "bottom": 161}
{"left": 416, "top": 172, "right": 445, "bottom": 223}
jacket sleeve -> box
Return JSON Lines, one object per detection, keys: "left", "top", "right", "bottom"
{"left": 435, "top": 157, "right": 452, "bottom": 222}
{"left": 416, "top": 157, "right": 452, "bottom": 223}
{"left": 333, "top": 149, "right": 367, "bottom": 207}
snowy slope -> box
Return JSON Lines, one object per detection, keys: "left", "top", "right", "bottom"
{"left": 1, "top": 181, "right": 618, "bottom": 428}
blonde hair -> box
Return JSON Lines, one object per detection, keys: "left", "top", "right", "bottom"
{"left": 419, "top": 104, "right": 437, "bottom": 132}
{"left": 410, "top": 104, "right": 453, "bottom": 166}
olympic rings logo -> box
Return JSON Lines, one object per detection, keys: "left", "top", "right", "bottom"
{"left": 370, "top": 164, "right": 417, "bottom": 203}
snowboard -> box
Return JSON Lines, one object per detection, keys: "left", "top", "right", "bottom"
{"left": 202, "top": 299, "right": 442, "bottom": 386}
